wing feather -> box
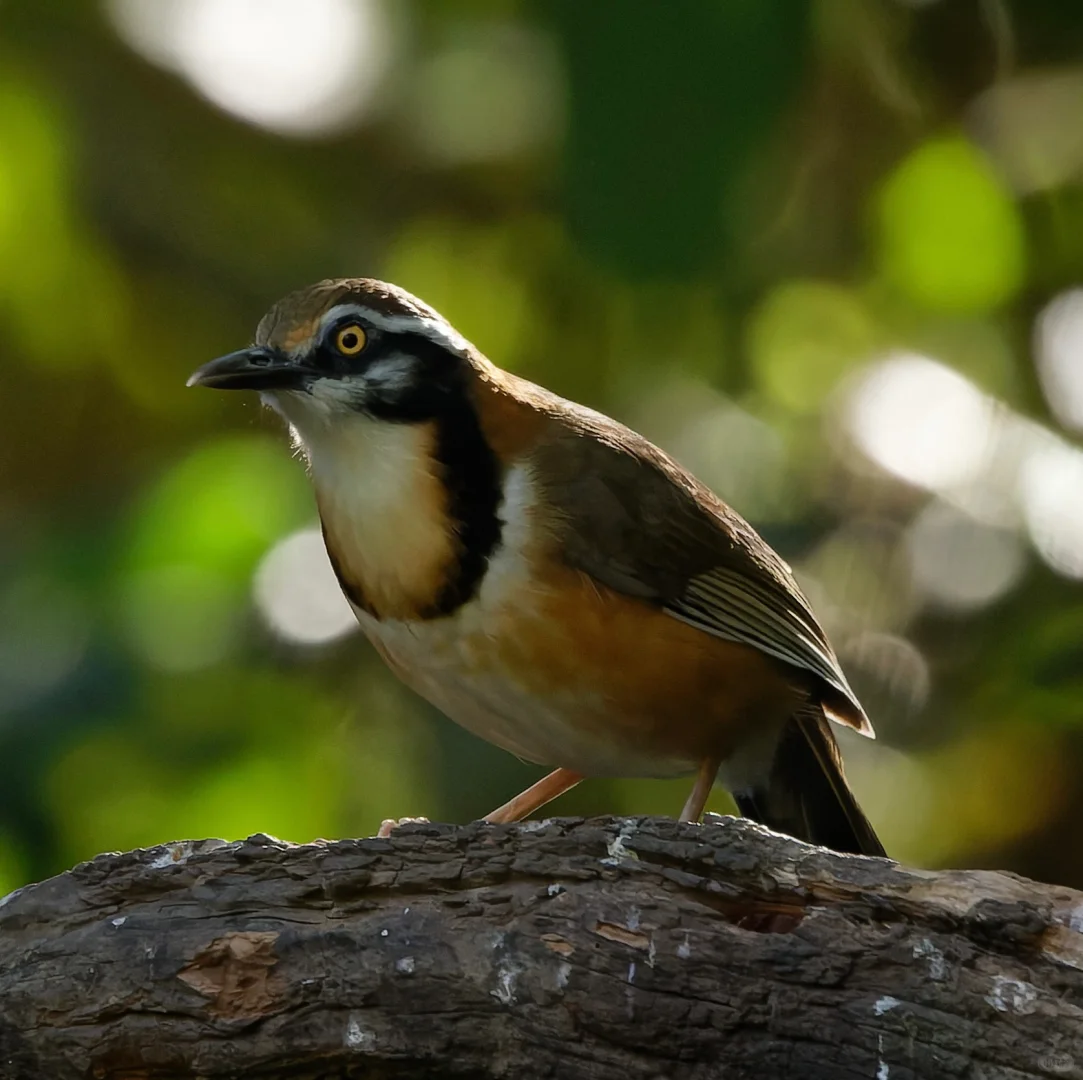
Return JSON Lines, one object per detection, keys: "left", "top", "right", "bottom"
{"left": 523, "top": 389, "right": 873, "bottom": 736}
{"left": 669, "top": 566, "right": 863, "bottom": 724}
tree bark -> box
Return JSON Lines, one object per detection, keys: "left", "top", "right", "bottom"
{"left": 1, "top": 816, "right": 1082, "bottom": 1080}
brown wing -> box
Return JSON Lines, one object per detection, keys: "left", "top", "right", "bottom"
{"left": 529, "top": 394, "right": 872, "bottom": 736}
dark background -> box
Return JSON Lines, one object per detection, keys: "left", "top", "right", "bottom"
{"left": 2, "top": 0, "right": 1083, "bottom": 894}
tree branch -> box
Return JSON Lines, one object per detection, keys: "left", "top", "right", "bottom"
{"left": 2, "top": 816, "right": 1081, "bottom": 1079}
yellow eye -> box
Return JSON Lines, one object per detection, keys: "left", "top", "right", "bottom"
{"left": 334, "top": 324, "right": 367, "bottom": 356}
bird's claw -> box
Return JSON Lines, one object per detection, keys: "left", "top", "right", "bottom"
{"left": 376, "top": 816, "right": 430, "bottom": 838}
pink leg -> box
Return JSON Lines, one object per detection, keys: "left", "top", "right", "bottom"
{"left": 679, "top": 757, "right": 720, "bottom": 823}
{"left": 484, "top": 768, "right": 584, "bottom": 824}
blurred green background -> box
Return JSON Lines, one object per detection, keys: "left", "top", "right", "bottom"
{"left": 2, "top": 0, "right": 1083, "bottom": 894}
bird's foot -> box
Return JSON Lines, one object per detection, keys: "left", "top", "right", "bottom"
{"left": 376, "top": 816, "right": 430, "bottom": 838}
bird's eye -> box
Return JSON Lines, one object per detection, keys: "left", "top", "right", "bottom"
{"left": 333, "top": 324, "right": 367, "bottom": 356}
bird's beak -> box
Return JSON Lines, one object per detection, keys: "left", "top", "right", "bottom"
{"left": 186, "top": 347, "right": 307, "bottom": 392}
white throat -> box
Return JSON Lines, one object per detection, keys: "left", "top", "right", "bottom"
{"left": 269, "top": 391, "right": 454, "bottom": 620}
{"left": 274, "top": 393, "right": 428, "bottom": 495}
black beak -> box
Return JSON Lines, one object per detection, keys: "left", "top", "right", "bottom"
{"left": 186, "top": 347, "right": 307, "bottom": 391}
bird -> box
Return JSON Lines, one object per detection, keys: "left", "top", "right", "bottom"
{"left": 188, "top": 277, "right": 885, "bottom": 857}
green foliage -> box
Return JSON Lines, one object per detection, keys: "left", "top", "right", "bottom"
{"left": 553, "top": 0, "right": 807, "bottom": 277}
{"left": 876, "top": 136, "right": 1027, "bottom": 313}
{"left": 748, "top": 280, "right": 878, "bottom": 413}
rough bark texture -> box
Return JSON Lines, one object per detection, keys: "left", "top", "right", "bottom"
{"left": 1, "top": 815, "right": 1082, "bottom": 1080}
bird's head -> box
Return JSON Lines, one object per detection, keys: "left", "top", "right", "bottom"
{"left": 189, "top": 278, "right": 505, "bottom": 622}
{"left": 187, "top": 278, "right": 482, "bottom": 429}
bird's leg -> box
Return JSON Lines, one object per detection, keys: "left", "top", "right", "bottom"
{"left": 679, "top": 756, "right": 721, "bottom": 823}
{"left": 483, "top": 768, "right": 584, "bottom": 824}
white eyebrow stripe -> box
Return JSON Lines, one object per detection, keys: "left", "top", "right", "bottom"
{"left": 317, "top": 303, "right": 472, "bottom": 357}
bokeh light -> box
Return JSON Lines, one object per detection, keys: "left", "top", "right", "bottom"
{"left": 906, "top": 499, "right": 1026, "bottom": 611}
{"left": 254, "top": 527, "right": 358, "bottom": 645}
{"left": 802, "top": 519, "right": 915, "bottom": 635}
{"left": 405, "top": 21, "right": 564, "bottom": 165}
{"left": 970, "top": 68, "right": 1083, "bottom": 195}
{"left": 106, "top": 0, "right": 392, "bottom": 136}
{"left": 875, "top": 136, "right": 1025, "bottom": 313}
{"left": 839, "top": 631, "right": 931, "bottom": 723}
{"left": 842, "top": 353, "right": 997, "bottom": 492}
{"left": 1035, "top": 289, "right": 1083, "bottom": 434}
{"left": 1020, "top": 440, "right": 1083, "bottom": 581}
{"left": 622, "top": 379, "right": 790, "bottom": 523}
{"left": 748, "top": 280, "right": 877, "bottom": 414}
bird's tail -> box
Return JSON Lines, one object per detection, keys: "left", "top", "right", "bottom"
{"left": 733, "top": 705, "right": 885, "bottom": 857}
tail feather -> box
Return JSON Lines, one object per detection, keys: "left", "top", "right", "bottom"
{"left": 734, "top": 705, "right": 885, "bottom": 857}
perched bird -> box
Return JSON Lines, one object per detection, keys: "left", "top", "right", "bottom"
{"left": 189, "top": 278, "right": 885, "bottom": 856}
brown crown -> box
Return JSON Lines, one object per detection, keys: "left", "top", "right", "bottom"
{"left": 255, "top": 278, "right": 444, "bottom": 351}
